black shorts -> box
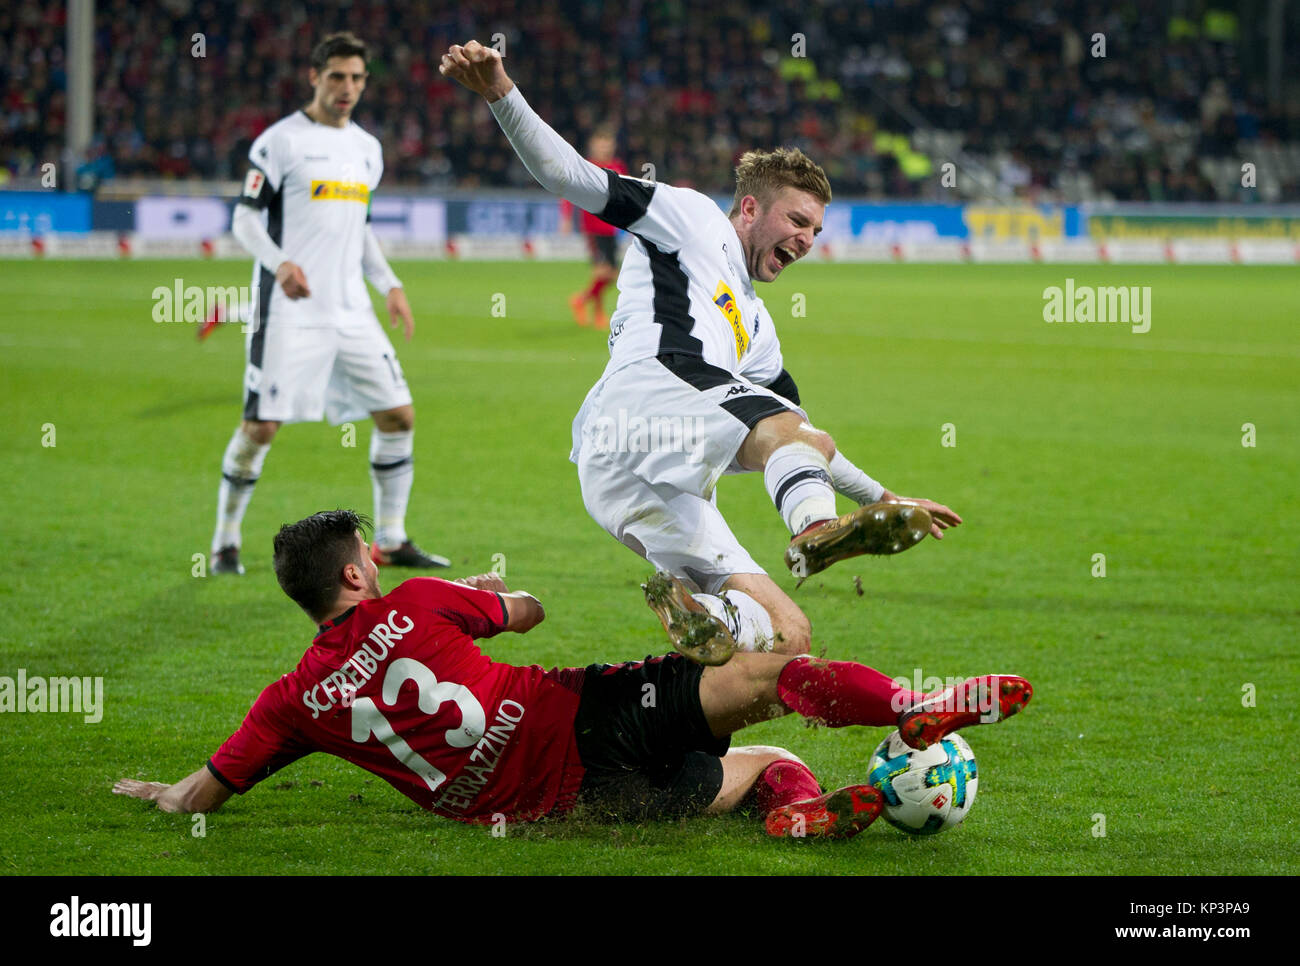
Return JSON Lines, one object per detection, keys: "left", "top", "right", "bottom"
{"left": 572, "top": 654, "right": 730, "bottom": 821}
{"left": 588, "top": 233, "right": 618, "bottom": 267}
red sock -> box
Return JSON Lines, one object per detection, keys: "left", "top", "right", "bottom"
{"left": 587, "top": 276, "right": 609, "bottom": 300}
{"left": 752, "top": 759, "right": 822, "bottom": 814}
{"left": 777, "top": 656, "right": 919, "bottom": 727}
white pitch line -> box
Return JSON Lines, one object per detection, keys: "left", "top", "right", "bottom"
{"left": 870, "top": 328, "right": 1300, "bottom": 360}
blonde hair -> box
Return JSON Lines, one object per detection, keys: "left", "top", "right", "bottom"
{"left": 729, "top": 148, "right": 831, "bottom": 216}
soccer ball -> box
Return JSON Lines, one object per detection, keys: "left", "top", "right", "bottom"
{"left": 867, "top": 730, "right": 978, "bottom": 835}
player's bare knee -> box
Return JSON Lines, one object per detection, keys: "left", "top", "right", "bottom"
{"left": 782, "top": 420, "right": 835, "bottom": 463}
{"left": 241, "top": 419, "right": 279, "bottom": 445}
{"left": 373, "top": 406, "right": 414, "bottom": 432}
{"left": 756, "top": 745, "right": 807, "bottom": 769}
{"left": 802, "top": 427, "right": 836, "bottom": 463}
{"left": 771, "top": 611, "right": 812, "bottom": 655}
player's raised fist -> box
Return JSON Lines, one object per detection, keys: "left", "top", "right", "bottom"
{"left": 454, "top": 572, "right": 509, "bottom": 593}
{"left": 438, "top": 40, "right": 514, "bottom": 102}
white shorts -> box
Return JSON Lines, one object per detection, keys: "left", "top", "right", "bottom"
{"left": 570, "top": 354, "right": 804, "bottom": 594}
{"left": 243, "top": 309, "right": 412, "bottom": 425}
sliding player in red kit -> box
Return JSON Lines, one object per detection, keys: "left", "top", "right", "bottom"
{"left": 114, "top": 510, "right": 1032, "bottom": 838}
{"left": 559, "top": 129, "right": 625, "bottom": 330}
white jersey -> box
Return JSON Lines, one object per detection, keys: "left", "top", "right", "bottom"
{"left": 237, "top": 111, "right": 384, "bottom": 326}
{"left": 596, "top": 175, "right": 786, "bottom": 385}
{"left": 486, "top": 87, "right": 791, "bottom": 392}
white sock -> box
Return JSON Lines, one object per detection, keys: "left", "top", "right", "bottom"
{"left": 213, "top": 427, "right": 271, "bottom": 551}
{"left": 371, "top": 428, "right": 414, "bottom": 549}
{"left": 694, "top": 589, "right": 774, "bottom": 653}
{"left": 763, "top": 441, "right": 837, "bottom": 535}
{"left": 829, "top": 451, "right": 885, "bottom": 504}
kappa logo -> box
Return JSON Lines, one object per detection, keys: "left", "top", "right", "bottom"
{"left": 724, "top": 385, "right": 752, "bottom": 398}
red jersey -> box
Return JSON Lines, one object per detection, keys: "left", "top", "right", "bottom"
{"left": 208, "top": 579, "right": 586, "bottom": 823}
{"left": 560, "top": 158, "right": 627, "bottom": 236}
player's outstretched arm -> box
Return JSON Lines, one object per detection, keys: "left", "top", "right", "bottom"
{"left": 438, "top": 39, "right": 514, "bottom": 103}
{"left": 113, "top": 766, "right": 232, "bottom": 814}
{"left": 439, "top": 40, "right": 610, "bottom": 215}
{"left": 455, "top": 573, "right": 546, "bottom": 632}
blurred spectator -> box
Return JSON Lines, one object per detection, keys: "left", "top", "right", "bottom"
{"left": 1, "top": 0, "right": 1297, "bottom": 201}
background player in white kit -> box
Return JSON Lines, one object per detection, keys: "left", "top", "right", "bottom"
{"left": 441, "top": 42, "right": 962, "bottom": 664}
{"left": 211, "top": 33, "right": 448, "bottom": 575}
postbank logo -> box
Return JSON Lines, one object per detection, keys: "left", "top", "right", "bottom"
{"left": 310, "top": 180, "right": 370, "bottom": 203}
{"left": 713, "top": 280, "right": 748, "bottom": 358}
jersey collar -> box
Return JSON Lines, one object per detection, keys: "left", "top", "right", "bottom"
{"left": 723, "top": 218, "right": 755, "bottom": 293}
{"left": 299, "top": 107, "right": 351, "bottom": 131}
{"left": 316, "top": 605, "right": 357, "bottom": 636}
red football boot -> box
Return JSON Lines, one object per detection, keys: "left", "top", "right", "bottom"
{"left": 898, "top": 675, "right": 1033, "bottom": 750}
{"left": 198, "top": 302, "right": 224, "bottom": 341}
{"left": 765, "top": 785, "right": 883, "bottom": 840}
{"left": 568, "top": 292, "right": 591, "bottom": 327}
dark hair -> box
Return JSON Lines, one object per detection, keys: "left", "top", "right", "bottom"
{"left": 273, "top": 510, "right": 372, "bottom": 620}
{"left": 311, "top": 32, "right": 369, "bottom": 72}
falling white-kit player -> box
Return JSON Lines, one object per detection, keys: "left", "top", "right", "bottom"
{"left": 440, "top": 41, "right": 962, "bottom": 665}
{"left": 211, "top": 32, "right": 448, "bottom": 575}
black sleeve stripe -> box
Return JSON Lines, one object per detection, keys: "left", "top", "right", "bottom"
{"left": 495, "top": 592, "right": 509, "bottom": 627}
{"left": 721, "top": 392, "right": 795, "bottom": 430}
{"left": 597, "top": 168, "right": 656, "bottom": 230}
{"left": 206, "top": 759, "right": 241, "bottom": 793}
{"left": 766, "top": 368, "right": 801, "bottom": 406}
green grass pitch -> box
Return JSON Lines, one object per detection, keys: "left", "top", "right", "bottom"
{"left": 1, "top": 257, "right": 1296, "bottom": 875}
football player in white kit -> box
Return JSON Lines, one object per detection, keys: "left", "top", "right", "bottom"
{"left": 441, "top": 42, "right": 962, "bottom": 664}
{"left": 211, "top": 33, "right": 448, "bottom": 575}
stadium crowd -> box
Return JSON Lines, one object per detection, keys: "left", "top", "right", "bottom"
{"left": 3, "top": 0, "right": 1298, "bottom": 201}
